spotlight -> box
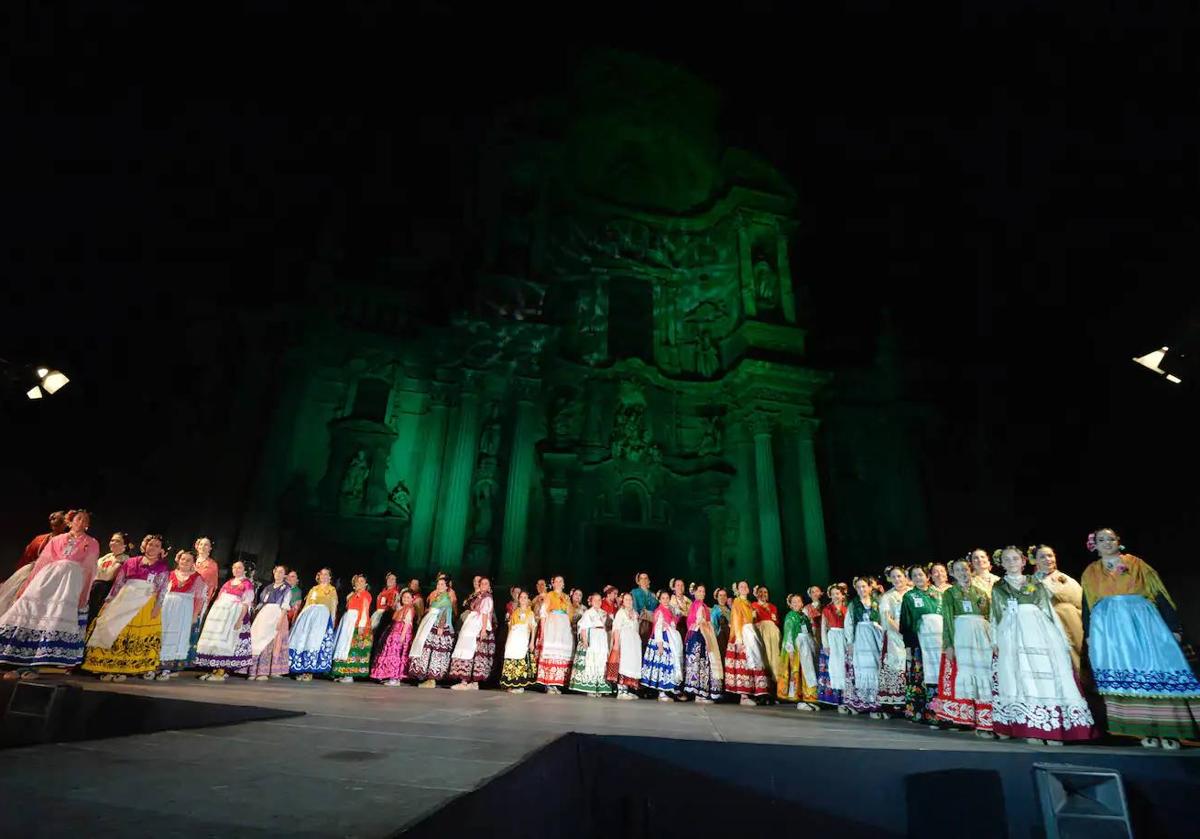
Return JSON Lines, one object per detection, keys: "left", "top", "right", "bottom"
{"left": 1132, "top": 347, "right": 1181, "bottom": 384}
{"left": 26, "top": 386, "right": 43, "bottom": 400}
{"left": 41, "top": 370, "right": 69, "bottom": 394}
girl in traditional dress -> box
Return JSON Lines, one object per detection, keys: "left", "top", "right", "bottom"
{"left": 968, "top": 548, "right": 1000, "bottom": 597}
{"left": 899, "top": 565, "right": 942, "bottom": 724}
{"left": 935, "top": 557, "right": 993, "bottom": 736}
{"left": 500, "top": 590, "right": 538, "bottom": 693}
{"left": 641, "top": 591, "right": 682, "bottom": 701}
{"left": 990, "top": 546, "right": 1097, "bottom": 744}
{"left": 1031, "top": 544, "right": 1084, "bottom": 675}
{"left": 193, "top": 537, "right": 220, "bottom": 613}
{"left": 285, "top": 570, "right": 304, "bottom": 625}
{"left": 194, "top": 560, "right": 256, "bottom": 681}
{"left": 247, "top": 564, "right": 292, "bottom": 680}
{"left": 331, "top": 574, "right": 374, "bottom": 682}
{"left": 711, "top": 587, "right": 731, "bottom": 660}
{"left": 88, "top": 532, "right": 129, "bottom": 628}
{"left": 669, "top": 578, "right": 692, "bottom": 636}
{"left": 842, "top": 576, "right": 884, "bottom": 717}
{"left": 370, "top": 572, "right": 401, "bottom": 670}
{"left": 802, "top": 586, "right": 824, "bottom": 649}
{"left": 450, "top": 576, "right": 496, "bottom": 689}
{"left": 930, "top": 562, "right": 951, "bottom": 595}
{"left": 84, "top": 533, "right": 169, "bottom": 681}
{"left": 371, "top": 590, "right": 417, "bottom": 685}
{"left": 536, "top": 575, "right": 574, "bottom": 694}
{"left": 632, "top": 572, "right": 656, "bottom": 644}
{"left": 158, "top": 549, "right": 209, "bottom": 680}
{"left": 608, "top": 592, "right": 643, "bottom": 700}
{"left": 877, "top": 566, "right": 910, "bottom": 714}
{"left": 408, "top": 575, "right": 456, "bottom": 687}
{"left": 818, "top": 583, "right": 848, "bottom": 710}
{"left": 779, "top": 593, "right": 820, "bottom": 710}
{"left": 569, "top": 593, "right": 612, "bottom": 696}
{"left": 1082, "top": 527, "right": 1200, "bottom": 749}
{"left": 0, "top": 510, "right": 100, "bottom": 679}
{"left": 752, "top": 586, "right": 781, "bottom": 693}
{"left": 725, "top": 581, "right": 770, "bottom": 705}
{"left": 289, "top": 568, "right": 338, "bottom": 680}
{"left": 568, "top": 587, "right": 585, "bottom": 639}
{"left": 682, "top": 584, "right": 723, "bottom": 703}
{"left": 529, "top": 578, "right": 547, "bottom": 664}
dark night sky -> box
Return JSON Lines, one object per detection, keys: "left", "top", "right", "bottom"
{"left": 2, "top": 4, "right": 1197, "bottom": 601}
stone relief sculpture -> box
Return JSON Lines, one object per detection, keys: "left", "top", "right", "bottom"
{"left": 338, "top": 450, "right": 369, "bottom": 509}
{"left": 694, "top": 329, "right": 719, "bottom": 378}
{"left": 753, "top": 258, "right": 778, "bottom": 306}
{"left": 610, "top": 379, "right": 661, "bottom": 464}
{"left": 697, "top": 414, "right": 723, "bottom": 456}
{"left": 386, "top": 480, "right": 412, "bottom": 520}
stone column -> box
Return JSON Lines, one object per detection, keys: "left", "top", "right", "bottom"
{"left": 736, "top": 215, "right": 757, "bottom": 319}
{"left": 407, "top": 388, "right": 449, "bottom": 574}
{"left": 776, "top": 227, "right": 797, "bottom": 324}
{"left": 499, "top": 383, "right": 539, "bottom": 585}
{"left": 796, "top": 419, "right": 830, "bottom": 585}
{"left": 751, "top": 413, "right": 785, "bottom": 600}
{"left": 432, "top": 377, "right": 482, "bottom": 577}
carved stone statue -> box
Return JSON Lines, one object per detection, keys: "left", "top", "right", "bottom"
{"left": 550, "top": 393, "right": 581, "bottom": 443}
{"left": 339, "top": 450, "right": 369, "bottom": 505}
{"left": 697, "top": 415, "right": 723, "bottom": 456}
{"left": 471, "top": 480, "right": 495, "bottom": 538}
{"left": 753, "top": 259, "right": 778, "bottom": 306}
{"left": 609, "top": 380, "right": 660, "bottom": 463}
{"left": 387, "top": 480, "right": 412, "bottom": 520}
{"left": 695, "top": 329, "right": 719, "bottom": 378}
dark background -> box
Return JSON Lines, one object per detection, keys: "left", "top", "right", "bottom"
{"left": 2, "top": 4, "right": 1197, "bottom": 614}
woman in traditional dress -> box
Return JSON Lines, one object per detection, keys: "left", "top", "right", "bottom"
{"left": 777, "top": 593, "right": 819, "bottom": 710}
{"left": 158, "top": 549, "right": 209, "bottom": 679}
{"left": 899, "top": 565, "right": 942, "bottom": 725}
{"left": 370, "top": 572, "right": 401, "bottom": 670}
{"left": 408, "top": 575, "right": 456, "bottom": 687}
{"left": 535, "top": 575, "right": 574, "bottom": 694}
{"left": 607, "top": 592, "right": 643, "bottom": 700}
{"left": 877, "top": 566, "right": 910, "bottom": 714}
{"left": 449, "top": 576, "right": 496, "bottom": 689}
{"left": 668, "top": 578, "right": 692, "bottom": 636}
{"left": 641, "top": 591, "right": 682, "bottom": 701}
{"left": 930, "top": 562, "right": 951, "bottom": 595}
{"left": 682, "top": 584, "right": 723, "bottom": 704}
{"left": 194, "top": 560, "right": 255, "bottom": 681}
{"left": 968, "top": 548, "right": 1000, "bottom": 597}
{"left": 371, "top": 590, "right": 417, "bottom": 686}
{"left": 1082, "top": 527, "right": 1200, "bottom": 749}
{"left": 0, "top": 510, "right": 99, "bottom": 679}
{"left": 247, "top": 564, "right": 292, "bottom": 680}
{"left": 818, "top": 583, "right": 848, "bottom": 710}
{"left": 990, "top": 546, "right": 1097, "bottom": 744}
{"left": 802, "top": 586, "right": 824, "bottom": 650}
{"left": 285, "top": 570, "right": 304, "bottom": 625}
{"left": 567, "top": 587, "right": 585, "bottom": 638}
{"left": 1031, "top": 544, "right": 1084, "bottom": 675}
{"left": 88, "top": 532, "right": 129, "bottom": 628}
{"left": 500, "top": 590, "right": 538, "bottom": 693}
{"left": 935, "top": 557, "right": 993, "bottom": 736}
{"left": 289, "top": 567, "right": 338, "bottom": 680}
{"left": 331, "top": 574, "right": 374, "bottom": 682}
{"left": 724, "top": 581, "right": 770, "bottom": 706}
{"left": 193, "top": 537, "right": 220, "bottom": 612}
{"left": 528, "top": 578, "right": 547, "bottom": 664}
{"left": 83, "top": 533, "right": 169, "bottom": 681}
{"left": 711, "top": 586, "right": 731, "bottom": 660}
{"left": 752, "top": 586, "right": 781, "bottom": 693}
{"left": 632, "top": 572, "right": 656, "bottom": 644}
{"left": 569, "top": 593, "right": 612, "bottom": 696}
{"left": 842, "top": 576, "right": 884, "bottom": 717}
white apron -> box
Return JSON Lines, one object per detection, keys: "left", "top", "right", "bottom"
{"left": 615, "top": 612, "right": 643, "bottom": 679}
{"left": 196, "top": 591, "right": 244, "bottom": 657}
{"left": 851, "top": 618, "right": 883, "bottom": 697}
{"left": 740, "top": 623, "right": 766, "bottom": 669}
{"left": 917, "top": 613, "right": 944, "bottom": 685}
{"left": 504, "top": 622, "right": 532, "bottom": 659}
{"left": 250, "top": 603, "right": 284, "bottom": 657}
{"left": 159, "top": 590, "right": 197, "bottom": 662}
{"left": 796, "top": 630, "right": 818, "bottom": 689}
{"left": 332, "top": 609, "right": 360, "bottom": 660}
{"left": 408, "top": 606, "right": 447, "bottom": 658}
{"left": 539, "top": 612, "right": 574, "bottom": 663}
{"left": 88, "top": 579, "right": 154, "bottom": 650}
{"left": 952, "top": 614, "right": 993, "bottom": 703}
{"left": 826, "top": 627, "right": 847, "bottom": 690}
{"left": 994, "top": 602, "right": 1091, "bottom": 729}
{"left": 452, "top": 611, "right": 484, "bottom": 662}
{"left": 0, "top": 564, "right": 35, "bottom": 619}
{"left": 289, "top": 603, "right": 333, "bottom": 655}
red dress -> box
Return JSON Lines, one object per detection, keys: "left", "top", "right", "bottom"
{"left": 751, "top": 601, "right": 779, "bottom": 626}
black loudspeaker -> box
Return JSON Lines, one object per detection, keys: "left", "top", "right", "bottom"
{"left": 1033, "top": 763, "right": 1132, "bottom": 839}
{"left": 3, "top": 681, "right": 81, "bottom": 745}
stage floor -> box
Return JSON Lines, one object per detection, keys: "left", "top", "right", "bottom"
{"left": 2, "top": 673, "right": 1195, "bottom": 837}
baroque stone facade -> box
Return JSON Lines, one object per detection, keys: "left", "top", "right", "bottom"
{"left": 237, "top": 51, "right": 837, "bottom": 596}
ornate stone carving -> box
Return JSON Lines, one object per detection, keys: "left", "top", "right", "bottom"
{"left": 338, "top": 450, "right": 369, "bottom": 514}
{"left": 697, "top": 413, "right": 724, "bottom": 456}
{"left": 386, "top": 480, "right": 412, "bottom": 520}
{"left": 479, "top": 401, "right": 503, "bottom": 458}
{"left": 609, "top": 378, "right": 661, "bottom": 463}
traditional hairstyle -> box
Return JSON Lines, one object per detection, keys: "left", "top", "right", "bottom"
{"left": 1087, "top": 527, "right": 1124, "bottom": 553}
{"left": 174, "top": 548, "right": 195, "bottom": 564}
{"left": 906, "top": 563, "right": 928, "bottom": 578}
{"left": 992, "top": 546, "right": 1027, "bottom": 566}
{"left": 316, "top": 566, "right": 333, "bottom": 582}
{"left": 194, "top": 535, "right": 214, "bottom": 551}
{"left": 828, "top": 582, "right": 849, "bottom": 598}
{"left": 68, "top": 508, "right": 92, "bottom": 523}
{"left": 109, "top": 531, "right": 132, "bottom": 550}
{"left": 140, "top": 533, "right": 165, "bottom": 553}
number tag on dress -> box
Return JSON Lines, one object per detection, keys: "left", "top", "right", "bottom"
{"left": 913, "top": 596, "right": 924, "bottom": 606}
{"left": 962, "top": 600, "right": 972, "bottom": 613}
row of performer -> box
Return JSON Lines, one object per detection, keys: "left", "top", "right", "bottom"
{"left": 0, "top": 513, "right": 1197, "bottom": 748}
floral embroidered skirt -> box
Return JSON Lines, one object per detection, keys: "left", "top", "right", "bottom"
{"left": 501, "top": 652, "right": 537, "bottom": 689}
{"left": 723, "top": 626, "right": 770, "bottom": 697}
{"left": 904, "top": 648, "right": 936, "bottom": 723}
{"left": 370, "top": 620, "right": 414, "bottom": 681}
{"left": 331, "top": 628, "right": 374, "bottom": 678}
{"left": 407, "top": 622, "right": 454, "bottom": 681}
{"left": 448, "top": 628, "right": 496, "bottom": 683}
{"left": 682, "top": 630, "right": 723, "bottom": 700}
{"left": 83, "top": 598, "right": 162, "bottom": 675}
{"left": 933, "top": 615, "right": 993, "bottom": 730}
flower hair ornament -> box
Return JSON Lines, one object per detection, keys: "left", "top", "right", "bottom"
{"left": 1085, "top": 532, "right": 1097, "bottom": 552}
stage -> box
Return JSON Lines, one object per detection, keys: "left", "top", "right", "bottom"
{"left": 1, "top": 674, "right": 1196, "bottom": 837}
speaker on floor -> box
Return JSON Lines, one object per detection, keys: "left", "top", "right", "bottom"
{"left": 2, "top": 681, "right": 82, "bottom": 745}
{"left": 1033, "top": 762, "right": 1132, "bottom": 839}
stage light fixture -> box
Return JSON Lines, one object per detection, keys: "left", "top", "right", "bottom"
{"left": 1132, "top": 347, "right": 1182, "bottom": 384}
{"left": 26, "top": 386, "right": 42, "bottom": 400}
{"left": 41, "top": 370, "right": 69, "bottom": 394}
{"left": 36, "top": 367, "right": 48, "bottom": 378}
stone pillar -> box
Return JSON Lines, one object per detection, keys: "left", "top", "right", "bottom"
{"left": 796, "top": 419, "right": 830, "bottom": 585}
{"left": 776, "top": 227, "right": 797, "bottom": 324}
{"left": 432, "top": 378, "right": 482, "bottom": 577}
{"left": 499, "top": 385, "right": 539, "bottom": 585}
{"left": 407, "top": 389, "right": 449, "bottom": 575}
{"left": 751, "top": 414, "right": 785, "bottom": 600}
{"left": 736, "top": 216, "right": 757, "bottom": 319}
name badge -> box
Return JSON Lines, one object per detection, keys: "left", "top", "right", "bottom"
{"left": 913, "top": 596, "right": 924, "bottom": 606}
{"left": 962, "top": 601, "right": 972, "bottom": 613}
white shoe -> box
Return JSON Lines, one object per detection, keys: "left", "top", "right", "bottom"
{"left": 451, "top": 682, "right": 468, "bottom": 690}
{"left": 339, "top": 676, "right": 354, "bottom": 684}
{"left": 796, "top": 702, "right": 814, "bottom": 711}
{"left": 156, "top": 672, "right": 171, "bottom": 681}
{"left": 975, "top": 729, "right": 994, "bottom": 739}
{"left": 1163, "top": 738, "right": 1181, "bottom": 750}
{"left": 1141, "top": 737, "right": 1161, "bottom": 748}
{"left": 546, "top": 686, "right": 560, "bottom": 695}
{"left": 695, "top": 698, "right": 713, "bottom": 705}
{"left": 739, "top": 696, "right": 756, "bottom": 707}
{"left": 112, "top": 674, "right": 126, "bottom": 682}
{"left": 616, "top": 691, "right": 634, "bottom": 700}
{"left": 1045, "top": 740, "right": 1063, "bottom": 747}
{"left": 384, "top": 679, "right": 400, "bottom": 687}
{"left": 657, "top": 692, "right": 671, "bottom": 702}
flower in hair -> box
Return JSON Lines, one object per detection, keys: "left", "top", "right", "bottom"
{"left": 1086, "top": 532, "right": 1097, "bottom": 552}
